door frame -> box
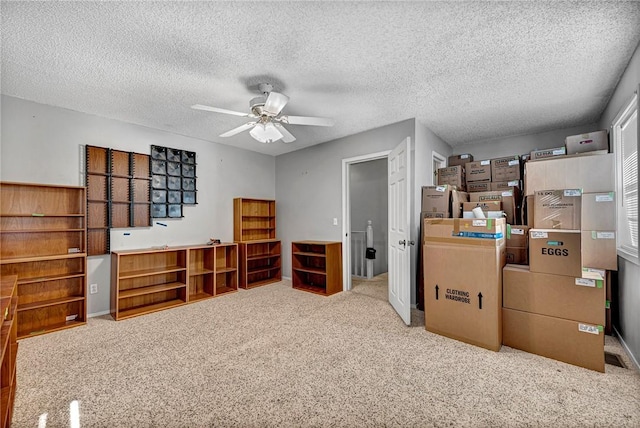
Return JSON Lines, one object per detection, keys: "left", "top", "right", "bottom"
{"left": 341, "top": 150, "right": 392, "bottom": 291}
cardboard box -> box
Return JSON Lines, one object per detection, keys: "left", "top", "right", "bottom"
{"left": 424, "top": 225, "right": 506, "bottom": 351}
{"left": 491, "top": 180, "right": 521, "bottom": 191}
{"left": 502, "top": 308, "right": 604, "bottom": 372}
{"left": 507, "top": 225, "right": 529, "bottom": 248}
{"left": 491, "top": 155, "right": 521, "bottom": 182}
{"left": 582, "top": 192, "right": 615, "bottom": 230}
{"left": 470, "top": 189, "right": 519, "bottom": 225}
{"left": 581, "top": 231, "right": 617, "bottom": 271}
{"left": 524, "top": 153, "right": 614, "bottom": 196}
{"left": 529, "top": 146, "right": 567, "bottom": 161}
{"left": 421, "top": 185, "right": 453, "bottom": 214}
{"left": 533, "top": 189, "right": 582, "bottom": 229}
{"left": 467, "top": 181, "right": 491, "bottom": 193}
{"left": 437, "top": 166, "right": 465, "bottom": 191}
{"left": 529, "top": 229, "right": 581, "bottom": 277}
{"left": 462, "top": 201, "right": 502, "bottom": 214}
{"left": 465, "top": 160, "right": 491, "bottom": 183}
{"left": 506, "top": 247, "right": 528, "bottom": 265}
{"left": 423, "top": 211, "right": 446, "bottom": 219}
{"left": 503, "top": 264, "right": 605, "bottom": 325}
{"left": 451, "top": 190, "right": 469, "bottom": 219}
{"left": 522, "top": 195, "right": 534, "bottom": 226}
{"left": 565, "top": 130, "right": 609, "bottom": 155}
{"left": 423, "top": 218, "right": 506, "bottom": 240}
{"left": 448, "top": 153, "right": 473, "bottom": 167}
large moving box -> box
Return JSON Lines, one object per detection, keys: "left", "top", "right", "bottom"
{"left": 470, "top": 189, "right": 519, "bottom": 225}
{"left": 581, "top": 231, "right": 617, "bottom": 270}
{"left": 506, "top": 226, "right": 529, "bottom": 265}
{"left": 448, "top": 153, "right": 473, "bottom": 167}
{"left": 503, "top": 264, "right": 605, "bottom": 325}
{"left": 524, "top": 153, "right": 614, "bottom": 196}
{"left": 423, "top": 218, "right": 506, "bottom": 351}
{"left": 565, "top": 130, "right": 609, "bottom": 155}
{"left": 421, "top": 185, "right": 454, "bottom": 214}
{"left": 529, "top": 146, "right": 566, "bottom": 161}
{"left": 437, "top": 166, "right": 465, "bottom": 191}
{"left": 491, "top": 155, "right": 521, "bottom": 182}
{"left": 502, "top": 308, "right": 605, "bottom": 372}
{"left": 465, "top": 160, "right": 491, "bottom": 183}
{"left": 582, "top": 192, "right": 616, "bottom": 230}
{"left": 533, "top": 189, "right": 581, "bottom": 229}
{"left": 529, "top": 229, "right": 581, "bottom": 277}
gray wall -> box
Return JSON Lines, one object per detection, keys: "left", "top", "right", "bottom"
{"left": 1, "top": 95, "right": 276, "bottom": 316}
{"left": 349, "top": 158, "right": 388, "bottom": 276}
{"left": 598, "top": 41, "right": 640, "bottom": 368}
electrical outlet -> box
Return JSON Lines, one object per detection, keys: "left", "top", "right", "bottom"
{"left": 90, "top": 283, "right": 98, "bottom": 294}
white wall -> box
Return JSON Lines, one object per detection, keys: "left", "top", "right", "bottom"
{"left": 1, "top": 95, "right": 276, "bottom": 316}
{"left": 598, "top": 41, "right": 640, "bottom": 367}
{"left": 349, "top": 159, "right": 388, "bottom": 276}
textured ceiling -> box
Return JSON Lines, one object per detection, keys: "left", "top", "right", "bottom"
{"left": 2, "top": 1, "right": 640, "bottom": 156}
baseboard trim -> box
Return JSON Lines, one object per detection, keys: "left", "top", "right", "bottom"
{"left": 88, "top": 310, "right": 111, "bottom": 318}
{"left": 613, "top": 326, "right": 640, "bottom": 371}
{"left": 282, "top": 276, "right": 291, "bottom": 281}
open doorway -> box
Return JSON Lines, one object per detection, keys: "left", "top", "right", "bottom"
{"left": 341, "top": 151, "right": 391, "bottom": 292}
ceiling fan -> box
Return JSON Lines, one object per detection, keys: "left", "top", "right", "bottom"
{"left": 191, "top": 83, "right": 335, "bottom": 144}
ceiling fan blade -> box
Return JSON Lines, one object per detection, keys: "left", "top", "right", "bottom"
{"left": 263, "top": 92, "right": 289, "bottom": 115}
{"left": 191, "top": 104, "right": 251, "bottom": 117}
{"left": 278, "top": 115, "right": 335, "bottom": 127}
{"left": 274, "top": 123, "right": 296, "bottom": 143}
{"left": 219, "top": 122, "right": 257, "bottom": 137}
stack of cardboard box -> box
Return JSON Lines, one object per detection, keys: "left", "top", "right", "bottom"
{"left": 502, "top": 151, "right": 616, "bottom": 372}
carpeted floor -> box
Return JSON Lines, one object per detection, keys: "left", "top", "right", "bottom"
{"left": 13, "top": 277, "right": 640, "bottom": 427}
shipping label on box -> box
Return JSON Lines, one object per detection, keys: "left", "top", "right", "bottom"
{"left": 507, "top": 225, "right": 529, "bottom": 247}
{"left": 467, "top": 181, "right": 491, "bottom": 192}
{"left": 437, "top": 165, "right": 465, "bottom": 191}
{"left": 529, "top": 229, "right": 582, "bottom": 277}
{"left": 565, "top": 130, "right": 609, "bottom": 155}
{"left": 581, "top": 230, "right": 617, "bottom": 271}
{"left": 421, "top": 185, "right": 452, "bottom": 213}
{"left": 448, "top": 153, "right": 473, "bottom": 167}
{"left": 491, "top": 155, "right": 521, "bottom": 182}
{"left": 581, "top": 192, "right": 615, "bottom": 230}
{"left": 530, "top": 146, "right": 567, "bottom": 161}
{"left": 465, "top": 160, "right": 492, "bottom": 183}
{"left": 533, "top": 189, "right": 581, "bottom": 229}
{"left": 470, "top": 189, "right": 519, "bottom": 225}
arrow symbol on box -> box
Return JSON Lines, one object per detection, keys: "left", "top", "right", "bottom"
{"left": 435, "top": 285, "right": 439, "bottom": 300}
{"left": 478, "top": 292, "right": 483, "bottom": 310}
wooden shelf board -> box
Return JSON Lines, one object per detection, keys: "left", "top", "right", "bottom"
{"left": 293, "top": 283, "right": 329, "bottom": 295}
{"left": 215, "top": 267, "right": 237, "bottom": 274}
{"left": 242, "top": 227, "right": 275, "bottom": 231}
{"left": 18, "top": 319, "right": 86, "bottom": 339}
{"left": 215, "top": 286, "right": 237, "bottom": 295}
{"left": 243, "top": 239, "right": 280, "bottom": 244}
{"left": 87, "top": 171, "right": 109, "bottom": 177}
{"left": 189, "top": 292, "right": 214, "bottom": 302}
{"left": 246, "top": 254, "right": 280, "bottom": 261}
{"left": 293, "top": 251, "right": 326, "bottom": 258}
{"left": 293, "top": 267, "right": 327, "bottom": 276}
{"left": 1, "top": 228, "right": 85, "bottom": 234}
{"left": 245, "top": 277, "right": 281, "bottom": 288}
{"left": 242, "top": 215, "right": 274, "bottom": 219}
{"left": 118, "top": 282, "right": 186, "bottom": 299}
{"left": 118, "top": 266, "right": 186, "bottom": 279}
{"left": 18, "top": 295, "right": 85, "bottom": 312}
{"left": 247, "top": 266, "right": 281, "bottom": 275}
{"left": 117, "top": 299, "right": 186, "bottom": 320}
{"left": 190, "top": 269, "right": 215, "bottom": 276}
{"left": 88, "top": 227, "right": 109, "bottom": 230}
{"left": 1, "top": 253, "right": 86, "bottom": 264}
{"left": 18, "top": 272, "right": 85, "bottom": 285}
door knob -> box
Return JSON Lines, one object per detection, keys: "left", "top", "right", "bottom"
{"left": 399, "top": 240, "right": 406, "bottom": 246}
{"left": 408, "top": 240, "right": 415, "bottom": 246}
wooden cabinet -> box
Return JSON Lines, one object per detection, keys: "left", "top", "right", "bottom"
{"left": 111, "top": 244, "right": 238, "bottom": 320}
{"left": 238, "top": 240, "right": 281, "bottom": 289}
{"left": 292, "top": 241, "right": 342, "bottom": 296}
{"left": 1, "top": 276, "right": 18, "bottom": 428}
{"left": 234, "top": 198, "right": 276, "bottom": 242}
{"left": 0, "top": 182, "right": 87, "bottom": 338}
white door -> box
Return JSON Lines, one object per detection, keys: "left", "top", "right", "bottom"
{"left": 388, "top": 137, "right": 411, "bottom": 325}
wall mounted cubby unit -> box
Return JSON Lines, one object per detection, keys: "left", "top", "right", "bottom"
{"left": 150, "top": 145, "right": 197, "bottom": 219}
{"left": 1, "top": 276, "right": 18, "bottom": 428}
{"left": 292, "top": 241, "right": 343, "bottom": 296}
{"left": 86, "top": 146, "right": 152, "bottom": 255}
{"left": 238, "top": 239, "right": 282, "bottom": 289}
{"left": 0, "top": 182, "right": 87, "bottom": 338}
{"left": 233, "top": 198, "right": 276, "bottom": 242}
{"left": 111, "top": 244, "right": 238, "bottom": 320}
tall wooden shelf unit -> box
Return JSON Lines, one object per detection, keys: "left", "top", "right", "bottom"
{"left": 0, "top": 182, "right": 87, "bottom": 338}
{"left": 1, "top": 275, "right": 18, "bottom": 428}
{"left": 234, "top": 198, "right": 281, "bottom": 289}
{"left": 111, "top": 244, "right": 238, "bottom": 320}
{"left": 292, "top": 241, "right": 342, "bottom": 296}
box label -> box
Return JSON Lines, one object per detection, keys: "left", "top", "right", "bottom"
{"left": 595, "top": 232, "right": 615, "bottom": 239}
{"left": 511, "top": 228, "right": 525, "bottom": 235}
{"left": 435, "top": 186, "right": 446, "bottom": 192}
{"left": 472, "top": 220, "right": 487, "bottom": 227}
{"left": 578, "top": 323, "right": 600, "bottom": 335}
{"left": 507, "top": 180, "right": 519, "bottom": 186}
{"left": 582, "top": 268, "right": 606, "bottom": 280}
{"left": 445, "top": 288, "right": 471, "bottom": 304}
{"left": 595, "top": 194, "right": 614, "bottom": 202}
{"left": 563, "top": 189, "right": 582, "bottom": 197}
{"left": 508, "top": 160, "right": 519, "bottom": 166}
{"left": 575, "top": 278, "right": 596, "bottom": 287}
{"left": 552, "top": 148, "right": 566, "bottom": 155}
{"left": 480, "top": 160, "right": 490, "bottom": 166}
{"left": 531, "top": 231, "right": 548, "bottom": 239}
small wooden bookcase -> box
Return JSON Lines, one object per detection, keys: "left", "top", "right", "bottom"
{"left": 292, "top": 241, "right": 342, "bottom": 296}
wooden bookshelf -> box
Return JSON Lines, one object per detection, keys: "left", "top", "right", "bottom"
{"left": 238, "top": 239, "right": 282, "bottom": 289}
{"left": 0, "top": 182, "right": 87, "bottom": 339}
{"left": 233, "top": 198, "right": 276, "bottom": 242}
{"left": 1, "top": 276, "right": 18, "bottom": 428}
{"left": 111, "top": 244, "right": 238, "bottom": 320}
{"left": 292, "top": 241, "right": 342, "bottom": 296}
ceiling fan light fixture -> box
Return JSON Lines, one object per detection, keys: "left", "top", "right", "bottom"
{"left": 249, "top": 122, "right": 283, "bottom": 143}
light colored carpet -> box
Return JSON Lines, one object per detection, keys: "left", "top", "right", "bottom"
{"left": 13, "top": 278, "right": 640, "bottom": 427}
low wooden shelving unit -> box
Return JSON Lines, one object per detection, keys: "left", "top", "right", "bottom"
{"left": 111, "top": 243, "right": 238, "bottom": 320}
{"left": 1, "top": 275, "right": 18, "bottom": 428}
{"left": 292, "top": 241, "right": 342, "bottom": 296}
